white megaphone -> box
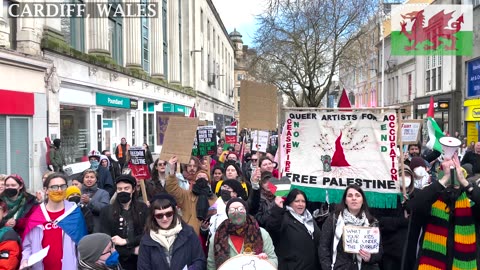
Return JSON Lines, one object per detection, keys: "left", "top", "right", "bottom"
{"left": 439, "top": 136, "right": 462, "bottom": 160}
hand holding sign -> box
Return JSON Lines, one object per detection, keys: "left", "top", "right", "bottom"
{"left": 168, "top": 156, "right": 178, "bottom": 176}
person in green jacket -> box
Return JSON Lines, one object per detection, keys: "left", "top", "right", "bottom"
{"left": 50, "top": 139, "right": 66, "bottom": 172}
{"left": 207, "top": 198, "right": 277, "bottom": 269}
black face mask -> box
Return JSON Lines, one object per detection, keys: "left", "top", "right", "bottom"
{"left": 220, "top": 189, "right": 232, "bottom": 202}
{"left": 68, "top": 196, "right": 81, "bottom": 204}
{"left": 116, "top": 192, "right": 132, "bottom": 204}
{"left": 3, "top": 188, "right": 18, "bottom": 198}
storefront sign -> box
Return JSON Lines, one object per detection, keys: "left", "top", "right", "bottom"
{"left": 437, "top": 100, "right": 449, "bottom": 111}
{"left": 130, "top": 99, "right": 138, "bottom": 109}
{"left": 467, "top": 58, "right": 480, "bottom": 97}
{"left": 466, "top": 122, "right": 479, "bottom": 145}
{"left": 417, "top": 102, "right": 438, "bottom": 110}
{"left": 464, "top": 99, "right": 480, "bottom": 121}
{"left": 163, "top": 103, "right": 186, "bottom": 114}
{"left": 103, "top": 120, "right": 113, "bottom": 128}
{"left": 0, "top": 89, "right": 34, "bottom": 115}
{"left": 96, "top": 93, "right": 130, "bottom": 109}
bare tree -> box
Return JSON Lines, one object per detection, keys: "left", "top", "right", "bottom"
{"left": 250, "top": 0, "right": 377, "bottom": 107}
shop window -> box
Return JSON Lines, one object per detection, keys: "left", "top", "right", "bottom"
{"left": 0, "top": 116, "right": 30, "bottom": 185}
{"left": 60, "top": 106, "right": 90, "bottom": 164}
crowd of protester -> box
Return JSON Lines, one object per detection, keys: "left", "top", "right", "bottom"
{"left": 1, "top": 137, "right": 480, "bottom": 270}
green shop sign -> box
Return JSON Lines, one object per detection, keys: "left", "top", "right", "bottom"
{"left": 163, "top": 103, "right": 186, "bottom": 113}
{"left": 96, "top": 93, "right": 130, "bottom": 109}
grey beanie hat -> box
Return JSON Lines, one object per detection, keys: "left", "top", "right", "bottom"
{"left": 78, "top": 233, "right": 112, "bottom": 263}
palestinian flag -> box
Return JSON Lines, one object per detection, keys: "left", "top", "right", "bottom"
{"left": 425, "top": 96, "right": 444, "bottom": 152}
{"left": 391, "top": 4, "right": 473, "bottom": 56}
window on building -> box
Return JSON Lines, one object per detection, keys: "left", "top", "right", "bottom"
{"left": 178, "top": 0, "right": 182, "bottom": 83}
{"left": 237, "top": 87, "right": 240, "bottom": 96}
{"left": 60, "top": 106, "right": 90, "bottom": 165}
{"left": 108, "top": 1, "right": 123, "bottom": 65}
{"left": 200, "top": 9, "right": 204, "bottom": 33}
{"left": 474, "top": 0, "right": 480, "bottom": 7}
{"left": 201, "top": 47, "right": 204, "bottom": 81}
{"left": 163, "top": 0, "right": 168, "bottom": 79}
{"left": 5, "top": 0, "right": 17, "bottom": 49}
{"left": 141, "top": 3, "right": 150, "bottom": 73}
{"left": 237, "top": 101, "right": 240, "bottom": 110}
{"left": 407, "top": 73, "right": 412, "bottom": 101}
{"left": 207, "top": 20, "right": 210, "bottom": 41}
{"left": 426, "top": 55, "right": 442, "bottom": 92}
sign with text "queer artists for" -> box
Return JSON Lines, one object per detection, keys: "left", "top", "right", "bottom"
{"left": 283, "top": 111, "right": 400, "bottom": 208}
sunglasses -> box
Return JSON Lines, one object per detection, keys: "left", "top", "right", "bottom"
{"left": 154, "top": 211, "right": 174, "bottom": 219}
{"left": 251, "top": 159, "right": 258, "bottom": 161}
{"left": 49, "top": 184, "right": 68, "bottom": 191}
{"left": 157, "top": 162, "right": 166, "bottom": 166}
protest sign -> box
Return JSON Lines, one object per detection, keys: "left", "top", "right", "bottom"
{"left": 156, "top": 112, "right": 185, "bottom": 145}
{"left": 218, "top": 254, "right": 276, "bottom": 270}
{"left": 128, "top": 146, "right": 151, "bottom": 179}
{"left": 160, "top": 116, "right": 199, "bottom": 164}
{"left": 282, "top": 110, "right": 400, "bottom": 208}
{"left": 239, "top": 80, "right": 278, "bottom": 131}
{"left": 225, "top": 126, "right": 238, "bottom": 144}
{"left": 401, "top": 120, "right": 423, "bottom": 144}
{"left": 343, "top": 226, "right": 380, "bottom": 254}
{"left": 251, "top": 130, "right": 269, "bottom": 153}
{"left": 192, "top": 126, "right": 217, "bottom": 157}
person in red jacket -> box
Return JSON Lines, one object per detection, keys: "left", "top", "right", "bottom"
{"left": 0, "top": 198, "right": 21, "bottom": 270}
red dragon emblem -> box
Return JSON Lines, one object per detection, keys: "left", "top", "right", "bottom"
{"left": 400, "top": 9, "right": 464, "bottom": 51}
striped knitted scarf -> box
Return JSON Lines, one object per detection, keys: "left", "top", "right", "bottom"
{"left": 418, "top": 192, "right": 477, "bottom": 270}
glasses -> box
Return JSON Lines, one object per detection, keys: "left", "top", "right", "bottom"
{"left": 49, "top": 184, "right": 68, "bottom": 191}
{"left": 251, "top": 159, "right": 258, "bottom": 162}
{"left": 228, "top": 206, "right": 246, "bottom": 213}
{"left": 154, "top": 211, "right": 174, "bottom": 219}
{"left": 157, "top": 162, "right": 166, "bottom": 166}
{"left": 101, "top": 242, "right": 115, "bottom": 256}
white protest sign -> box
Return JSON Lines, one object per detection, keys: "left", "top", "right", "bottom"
{"left": 343, "top": 225, "right": 380, "bottom": 254}
{"left": 218, "top": 254, "right": 277, "bottom": 270}
{"left": 251, "top": 130, "right": 269, "bottom": 153}
{"left": 401, "top": 120, "right": 422, "bottom": 144}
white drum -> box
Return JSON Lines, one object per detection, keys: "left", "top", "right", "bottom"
{"left": 218, "top": 254, "right": 277, "bottom": 270}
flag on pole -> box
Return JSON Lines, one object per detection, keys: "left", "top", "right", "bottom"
{"left": 189, "top": 104, "right": 197, "bottom": 118}
{"left": 426, "top": 96, "right": 444, "bottom": 152}
{"left": 239, "top": 135, "right": 246, "bottom": 164}
{"left": 230, "top": 120, "right": 238, "bottom": 126}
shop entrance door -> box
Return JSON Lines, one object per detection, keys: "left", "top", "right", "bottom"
{"left": 103, "top": 119, "right": 116, "bottom": 153}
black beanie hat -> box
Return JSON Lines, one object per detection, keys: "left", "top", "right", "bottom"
{"left": 115, "top": 174, "right": 137, "bottom": 188}
{"left": 150, "top": 193, "right": 177, "bottom": 208}
{"left": 225, "top": 197, "right": 248, "bottom": 217}
{"left": 223, "top": 179, "right": 247, "bottom": 200}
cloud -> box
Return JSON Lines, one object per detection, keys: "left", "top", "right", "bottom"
{"left": 211, "top": 0, "right": 266, "bottom": 45}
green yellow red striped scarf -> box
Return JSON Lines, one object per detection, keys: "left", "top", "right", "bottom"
{"left": 418, "top": 192, "right": 477, "bottom": 270}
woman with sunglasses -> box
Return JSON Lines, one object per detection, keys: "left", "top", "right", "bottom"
{"left": 137, "top": 194, "right": 206, "bottom": 270}
{"left": 21, "top": 173, "right": 87, "bottom": 270}
{"left": 0, "top": 174, "right": 38, "bottom": 236}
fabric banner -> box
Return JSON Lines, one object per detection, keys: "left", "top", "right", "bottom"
{"left": 283, "top": 111, "right": 400, "bottom": 208}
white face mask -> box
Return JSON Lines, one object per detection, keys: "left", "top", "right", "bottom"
{"left": 403, "top": 176, "right": 412, "bottom": 188}
{"left": 414, "top": 167, "right": 427, "bottom": 178}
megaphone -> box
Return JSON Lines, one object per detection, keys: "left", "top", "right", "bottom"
{"left": 439, "top": 137, "right": 462, "bottom": 159}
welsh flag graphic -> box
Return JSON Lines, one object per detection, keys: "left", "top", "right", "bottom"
{"left": 391, "top": 4, "right": 473, "bottom": 56}
{"left": 426, "top": 96, "right": 444, "bottom": 152}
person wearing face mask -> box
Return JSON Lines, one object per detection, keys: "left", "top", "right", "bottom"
{"left": 137, "top": 195, "right": 206, "bottom": 270}
{"left": 88, "top": 150, "right": 115, "bottom": 197}
{"left": 65, "top": 186, "right": 94, "bottom": 233}
{"left": 0, "top": 174, "right": 38, "bottom": 236}
{"left": 410, "top": 156, "right": 431, "bottom": 189}
{"left": 207, "top": 198, "right": 277, "bottom": 270}
{"left": 405, "top": 154, "right": 480, "bottom": 269}
{"left": 0, "top": 198, "right": 21, "bottom": 270}
{"left": 165, "top": 157, "right": 217, "bottom": 236}
{"left": 78, "top": 233, "right": 123, "bottom": 270}
{"left": 370, "top": 166, "right": 417, "bottom": 270}
{"left": 99, "top": 175, "right": 148, "bottom": 270}
{"left": 21, "top": 173, "right": 88, "bottom": 270}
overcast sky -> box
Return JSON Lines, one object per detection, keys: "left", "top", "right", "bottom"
{"left": 211, "top": 0, "right": 266, "bottom": 46}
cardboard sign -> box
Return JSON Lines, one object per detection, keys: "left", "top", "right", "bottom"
{"left": 239, "top": 80, "right": 278, "bottom": 131}
{"left": 225, "top": 126, "right": 238, "bottom": 144}
{"left": 192, "top": 126, "right": 217, "bottom": 157}
{"left": 401, "top": 120, "right": 423, "bottom": 144}
{"left": 128, "top": 147, "right": 151, "bottom": 179}
{"left": 343, "top": 225, "right": 380, "bottom": 254}
{"left": 251, "top": 130, "right": 269, "bottom": 153}
{"left": 160, "top": 116, "right": 199, "bottom": 164}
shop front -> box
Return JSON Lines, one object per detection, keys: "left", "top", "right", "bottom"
{"left": 464, "top": 58, "right": 480, "bottom": 144}
{"left": 0, "top": 89, "right": 34, "bottom": 184}
{"left": 413, "top": 92, "right": 459, "bottom": 136}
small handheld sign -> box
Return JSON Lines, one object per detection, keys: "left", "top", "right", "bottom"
{"left": 343, "top": 225, "right": 380, "bottom": 254}
{"left": 128, "top": 146, "right": 151, "bottom": 204}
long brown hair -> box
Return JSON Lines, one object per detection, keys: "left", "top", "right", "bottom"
{"left": 336, "top": 184, "right": 376, "bottom": 224}
{"left": 145, "top": 199, "right": 179, "bottom": 233}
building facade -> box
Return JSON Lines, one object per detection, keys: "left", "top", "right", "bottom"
{"left": 0, "top": 0, "right": 235, "bottom": 188}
